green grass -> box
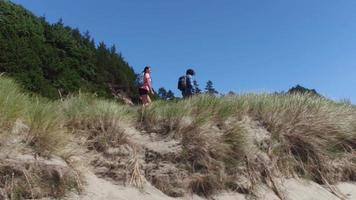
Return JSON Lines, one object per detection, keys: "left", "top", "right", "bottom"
{"left": 0, "top": 77, "right": 28, "bottom": 129}
{"left": 0, "top": 76, "right": 355, "bottom": 198}
{"left": 140, "top": 99, "right": 190, "bottom": 134}
{"left": 25, "top": 98, "right": 67, "bottom": 156}
{"left": 139, "top": 93, "right": 356, "bottom": 196}
{"left": 62, "top": 93, "right": 136, "bottom": 128}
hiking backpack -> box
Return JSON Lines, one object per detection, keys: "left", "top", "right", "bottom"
{"left": 177, "top": 75, "right": 187, "bottom": 91}
{"left": 137, "top": 73, "right": 145, "bottom": 87}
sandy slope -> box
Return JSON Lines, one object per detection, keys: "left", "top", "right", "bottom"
{"left": 66, "top": 170, "right": 246, "bottom": 200}
{"left": 65, "top": 122, "right": 356, "bottom": 200}
{"left": 72, "top": 170, "right": 176, "bottom": 200}
{"left": 66, "top": 168, "right": 356, "bottom": 200}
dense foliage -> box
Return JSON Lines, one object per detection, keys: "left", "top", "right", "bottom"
{"left": 0, "top": 0, "right": 138, "bottom": 100}
{"left": 287, "top": 84, "right": 321, "bottom": 97}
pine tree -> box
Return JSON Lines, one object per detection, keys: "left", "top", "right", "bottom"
{"left": 205, "top": 80, "right": 218, "bottom": 95}
{"left": 166, "top": 90, "right": 175, "bottom": 100}
{"left": 158, "top": 87, "right": 168, "bottom": 100}
{"left": 227, "top": 91, "right": 236, "bottom": 96}
{"left": 193, "top": 80, "right": 201, "bottom": 94}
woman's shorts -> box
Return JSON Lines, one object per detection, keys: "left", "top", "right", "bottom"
{"left": 139, "top": 88, "right": 149, "bottom": 96}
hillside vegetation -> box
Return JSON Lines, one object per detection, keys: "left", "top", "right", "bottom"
{"left": 0, "top": 0, "right": 138, "bottom": 100}
{"left": 0, "top": 76, "right": 355, "bottom": 199}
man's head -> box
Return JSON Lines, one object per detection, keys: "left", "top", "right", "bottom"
{"left": 186, "top": 68, "right": 195, "bottom": 76}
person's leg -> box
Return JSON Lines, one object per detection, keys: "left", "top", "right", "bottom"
{"left": 139, "top": 88, "right": 148, "bottom": 106}
{"left": 142, "top": 95, "right": 148, "bottom": 106}
{"left": 139, "top": 94, "right": 144, "bottom": 105}
{"left": 182, "top": 91, "right": 186, "bottom": 99}
{"left": 185, "top": 91, "right": 192, "bottom": 98}
{"left": 146, "top": 94, "right": 152, "bottom": 105}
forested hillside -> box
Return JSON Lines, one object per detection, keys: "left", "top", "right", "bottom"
{"left": 0, "top": 0, "right": 138, "bottom": 100}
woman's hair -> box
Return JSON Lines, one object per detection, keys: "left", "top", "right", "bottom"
{"left": 186, "top": 68, "right": 195, "bottom": 76}
{"left": 143, "top": 66, "right": 150, "bottom": 73}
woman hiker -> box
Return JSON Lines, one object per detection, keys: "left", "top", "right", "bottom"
{"left": 139, "top": 66, "right": 154, "bottom": 106}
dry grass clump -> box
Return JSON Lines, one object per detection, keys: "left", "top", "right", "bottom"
{"left": 189, "top": 174, "right": 223, "bottom": 197}
{"left": 127, "top": 150, "right": 145, "bottom": 189}
{"left": 140, "top": 100, "right": 190, "bottom": 135}
{"left": 245, "top": 94, "right": 356, "bottom": 184}
{"left": 148, "top": 171, "right": 187, "bottom": 197}
{"left": 180, "top": 125, "right": 226, "bottom": 173}
{"left": 0, "top": 77, "right": 70, "bottom": 156}
{"left": 222, "top": 124, "right": 248, "bottom": 173}
{"left": 62, "top": 93, "right": 135, "bottom": 129}
{"left": 62, "top": 94, "right": 135, "bottom": 152}
{"left": 62, "top": 94, "right": 145, "bottom": 188}
{"left": 178, "top": 122, "right": 248, "bottom": 197}
{"left": 25, "top": 99, "right": 68, "bottom": 156}
{"left": 139, "top": 95, "right": 247, "bottom": 136}
{"left": 0, "top": 160, "right": 80, "bottom": 200}
{"left": 0, "top": 77, "right": 80, "bottom": 198}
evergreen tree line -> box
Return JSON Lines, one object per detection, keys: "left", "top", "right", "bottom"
{"left": 158, "top": 81, "right": 322, "bottom": 101}
{"left": 157, "top": 80, "right": 219, "bottom": 100}
{"left": 0, "top": 1, "right": 138, "bottom": 100}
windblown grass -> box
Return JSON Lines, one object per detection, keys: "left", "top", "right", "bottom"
{"left": 0, "top": 77, "right": 28, "bottom": 130}
{"left": 140, "top": 94, "right": 356, "bottom": 197}
{"left": 140, "top": 100, "right": 190, "bottom": 135}
{"left": 0, "top": 75, "right": 355, "bottom": 198}
{"left": 0, "top": 159, "right": 80, "bottom": 200}
{"left": 25, "top": 98, "right": 67, "bottom": 156}
{"left": 62, "top": 94, "right": 136, "bottom": 152}
{"left": 63, "top": 93, "right": 136, "bottom": 128}
{"left": 0, "top": 77, "right": 78, "bottom": 198}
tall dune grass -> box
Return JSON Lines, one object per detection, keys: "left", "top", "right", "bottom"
{"left": 25, "top": 98, "right": 67, "bottom": 156}
{"left": 140, "top": 100, "right": 190, "bottom": 134}
{"left": 62, "top": 93, "right": 136, "bottom": 152}
{"left": 62, "top": 93, "right": 136, "bottom": 127}
{"left": 0, "top": 75, "right": 355, "bottom": 198}
{"left": 140, "top": 94, "right": 356, "bottom": 196}
{"left": 0, "top": 77, "right": 28, "bottom": 130}
{"left": 0, "top": 77, "right": 67, "bottom": 156}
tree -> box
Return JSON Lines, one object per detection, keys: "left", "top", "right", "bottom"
{"left": 166, "top": 90, "right": 175, "bottom": 100}
{"left": 0, "top": 1, "right": 138, "bottom": 100}
{"left": 205, "top": 80, "right": 218, "bottom": 95}
{"left": 158, "top": 87, "right": 168, "bottom": 100}
{"left": 193, "top": 80, "right": 201, "bottom": 94}
{"left": 227, "top": 91, "right": 236, "bottom": 96}
{"left": 287, "top": 85, "right": 321, "bottom": 97}
{"left": 157, "top": 87, "right": 175, "bottom": 100}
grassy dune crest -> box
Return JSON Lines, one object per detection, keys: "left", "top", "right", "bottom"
{"left": 141, "top": 94, "right": 356, "bottom": 196}
{"left": 0, "top": 76, "right": 355, "bottom": 198}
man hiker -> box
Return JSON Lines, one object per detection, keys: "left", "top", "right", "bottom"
{"left": 178, "top": 68, "right": 196, "bottom": 98}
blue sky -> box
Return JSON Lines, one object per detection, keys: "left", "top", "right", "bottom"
{"left": 12, "top": 0, "right": 356, "bottom": 102}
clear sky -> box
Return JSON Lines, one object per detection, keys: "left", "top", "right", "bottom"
{"left": 11, "top": 0, "right": 356, "bottom": 102}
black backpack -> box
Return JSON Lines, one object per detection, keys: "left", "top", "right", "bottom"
{"left": 177, "top": 75, "right": 187, "bottom": 91}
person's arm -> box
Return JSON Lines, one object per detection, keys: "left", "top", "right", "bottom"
{"left": 145, "top": 73, "right": 154, "bottom": 94}
{"left": 192, "top": 78, "right": 196, "bottom": 94}
{"left": 187, "top": 75, "right": 193, "bottom": 91}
